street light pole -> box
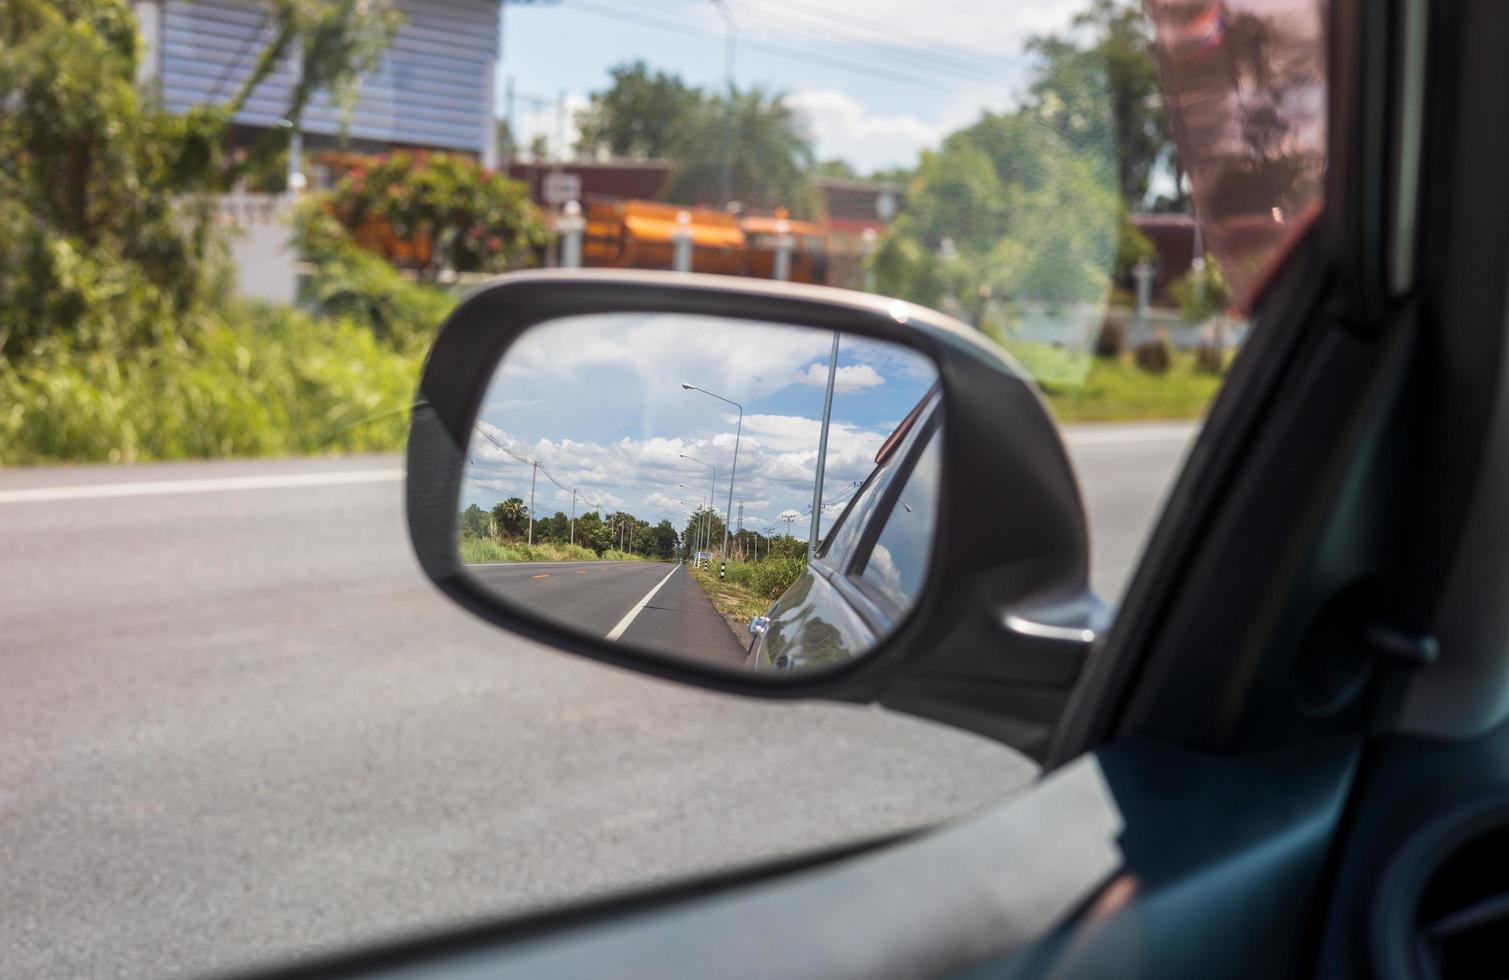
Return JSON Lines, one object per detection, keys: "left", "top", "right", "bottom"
{"left": 682, "top": 384, "right": 743, "bottom": 579}
{"left": 679, "top": 454, "right": 717, "bottom": 568}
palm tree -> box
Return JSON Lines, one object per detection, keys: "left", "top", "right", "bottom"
{"left": 664, "top": 87, "right": 819, "bottom": 218}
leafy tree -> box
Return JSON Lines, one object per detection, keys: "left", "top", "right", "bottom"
{"left": 491, "top": 497, "right": 527, "bottom": 539}
{"left": 682, "top": 506, "right": 728, "bottom": 558}
{"left": 574, "top": 60, "right": 702, "bottom": 160}
{"left": 649, "top": 519, "right": 679, "bottom": 559}
{"left": 874, "top": 113, "right": 1118, "bottom": 309}
{"left": 663, "top": 87, "right": 819, "bottom": 217}
{"left": 459, "top": 503, "right": 489, "bottom": 539}
{"left": 0, "top": 0, "right": 400, "bottom": 356}
{"left": 814, "top": 159, "right": 861, "bottom": 180}
{"left": 1026, "top": 0, "right": 1172, "bottom": 208}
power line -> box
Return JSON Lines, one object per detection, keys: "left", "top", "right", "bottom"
{"left": 685, "top": 0, "right": 1014, "bottom": 87}
{"left": 565, "top": 0, "right": 985, "bottom": 93}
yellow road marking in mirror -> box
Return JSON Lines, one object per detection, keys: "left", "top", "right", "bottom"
{"left": 576, "top": 569, "right": 589, "bottom": 574}
{"left": 532, "top": 573, "right": 551, "bottom": 580}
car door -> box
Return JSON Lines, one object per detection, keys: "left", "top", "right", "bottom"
{"left": 238, "top": 1, "right": 1509, "bottom": 978}
{"left": 752, "top": 396, "right": 940, "bottom": 671}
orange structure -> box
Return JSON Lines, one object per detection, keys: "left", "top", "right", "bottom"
{"left": 583, "top": 200, "right": 829, "bottom": 284}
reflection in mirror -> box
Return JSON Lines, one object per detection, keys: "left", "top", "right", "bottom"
{"left": 457, "top": 312, "right": 942, "bottom": 675}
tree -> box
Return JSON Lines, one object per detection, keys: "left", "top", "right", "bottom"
{"left": 814, "top": 159, "right": 861, "bottom": 180}
{"left": 491, "top": 497, "right": 527, "bottom": 539}
{"left": 649, "top": 520, "right": 679, "bottom": 560}
{"left": 1026, "top": 0, "right": 1173, "bottom": 208}
{"left": 574, "top": 60, "right": 702, "bottom": 160}
{"left": 663, "top": 87, "right": 819, "bottom": 217}
{"left": 459, "top": 504, "right": 489, "bottom": 539}
{"left": 874, "top": 113, "right": 1118, "bottom": 309}
{"left": 682, "top": 506, "right": 728, "bottom": 558}
{"left": 0, "top": 0, "right": 401, "bottom": 356}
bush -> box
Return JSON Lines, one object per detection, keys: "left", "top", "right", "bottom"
{"left": 1133, "top": 329, "right": 1173, "bottom": 375}
{"left": 1094, "top": 318, "right": 1125, "bottom": 358}
{"left": 724, "top": 553, "right": 808, "bottom": 600}
{"left": 293, "top": 204, "right": 456, "bottom": 350}
{"left": 0, "top": 302, "right": 422, "bottom": 465}
{"left": 323, "top": 152, "right": 548, "bottom": 280}
{"left": 1194, "top": 341, "right": 1226, "bottom": 375}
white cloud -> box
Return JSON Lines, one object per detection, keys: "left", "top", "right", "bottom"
{"left": 793, "top": 361, "right": 885, "bottom": 393}
{"left": 787, "top": 90, "right": 950, "bottom": 173}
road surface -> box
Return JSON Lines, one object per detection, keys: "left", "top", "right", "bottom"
{"left": 0, "top": 423, "right": 1192, "bottom": 979}
{"left": 465, "top": 560, "right": 747, "bottom": 665}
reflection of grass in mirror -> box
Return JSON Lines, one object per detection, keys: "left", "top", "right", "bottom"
{"left": 689, "top": 555, "right": 808, "bottom": 624}
{"left": 458, "top": 539, "right": 646, "bottom": 563}
{"left": 690, "top": 564, "right": 774, "bottom": 628}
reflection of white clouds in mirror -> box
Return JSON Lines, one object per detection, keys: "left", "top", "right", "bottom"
{"left": 865, "top": 544, "right": 906, "bottom": 607}
{"left": 792, "top": 362, "right": 885, "bottom": 393}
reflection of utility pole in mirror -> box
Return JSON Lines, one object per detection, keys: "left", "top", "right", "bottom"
{"left": 809, "top": 332, "right": 840, "bottom": 557}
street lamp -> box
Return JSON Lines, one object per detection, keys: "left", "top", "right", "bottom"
{"left": 678, "top": 455, "right": 717, "bottom": 568}
{"left": 682, "top": 384, "right": 743, "bottom": 579}
{"left": 676, "top": 483, "right": 709, "bottom": 563}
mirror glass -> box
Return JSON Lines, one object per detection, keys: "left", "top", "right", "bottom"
{"left": 456, "top": 312, "right": 942, "bottom": 674}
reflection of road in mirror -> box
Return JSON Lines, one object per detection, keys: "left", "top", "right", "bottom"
{"left": 465, "top": 559, "right": 747, "bottom": 666}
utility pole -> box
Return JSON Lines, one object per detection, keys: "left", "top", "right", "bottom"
{"left": 736, "top": 502, "right": 744, "bottom": 561}
{"left": 570, "top": 488, "right": 578, "bottom": 547}
{"left": 528, "top": 460, "right": 538, "bottom": 546}
{"left": 808, "top": 332, "right": 840, "bottom": 556}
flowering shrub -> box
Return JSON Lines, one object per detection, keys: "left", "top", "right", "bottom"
{"left": 328, "top": 152, "right": 547, "bottom": 279}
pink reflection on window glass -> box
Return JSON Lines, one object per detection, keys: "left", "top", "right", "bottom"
{"left": 1147, "top": 0, "right": 1327, "bottom": 311}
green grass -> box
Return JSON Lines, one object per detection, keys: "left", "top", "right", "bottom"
{"left": 458, "top": 538, "right": 605, "bottom": 563}
{"left": 999, "top": 342, "right": 1228, "bottom": 423}
{"left": 690, "top": 563, "right": 773, "bottom": 625}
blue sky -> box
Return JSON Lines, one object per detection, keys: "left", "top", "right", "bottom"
{"left": 495, "top": 0, "right": 1078, "bottom": 173}
{"left": 460, "top": 312, "right": 938, "bottom": 538}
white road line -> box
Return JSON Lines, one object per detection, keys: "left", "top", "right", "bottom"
{"left": 0, "top": 468, "right": 403, "bottom": 504}
{"left": 605, "top": 565, "right": 681, "bottom": 641}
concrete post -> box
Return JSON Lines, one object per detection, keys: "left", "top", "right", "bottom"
{"left": 558, "top": 200, "right": 585, "bottom": 269}
{"left": 672, "top": 211, "right": 694, "bottom": 273}
{"left": 773, "top": 218, "right": 793, "bottom": 281}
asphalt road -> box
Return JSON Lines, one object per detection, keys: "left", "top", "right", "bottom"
{"left": 465, "top": 560, "right": 747, "bottom": 665}
{"left": 0, "top": 423, "right": 1193, "bottom": 980}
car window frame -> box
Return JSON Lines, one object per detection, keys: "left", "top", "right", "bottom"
{"left": 844, "top": 417, "right": 943, "bottom": 623}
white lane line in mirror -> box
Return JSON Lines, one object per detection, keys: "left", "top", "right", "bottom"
{"left": 605, "top": 565, "right": 681, "bottom": 642}
{"left": 0, "top": 469, "right": 403, "bottom": 504}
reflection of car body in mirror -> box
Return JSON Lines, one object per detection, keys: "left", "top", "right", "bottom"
{"left": 749, "top": 389, "right": 942, "bottom": 672}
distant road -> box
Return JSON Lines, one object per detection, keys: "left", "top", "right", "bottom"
{"left": 0, "top": 422, "right": 1193, "bottom": 980}
{"left": 466, "top": 560, "right": 747, "bottom": 665}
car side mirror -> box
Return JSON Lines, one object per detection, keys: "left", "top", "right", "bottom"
{"left": 406, "top": 271, "right": 1104, "bottom": 761}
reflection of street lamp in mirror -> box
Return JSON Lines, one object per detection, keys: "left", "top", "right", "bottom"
{"left": 678, "top": 456, "right": 717, "bottom": 568}
{"left": 681, "top": 387, "right": 744, "bottom": 579}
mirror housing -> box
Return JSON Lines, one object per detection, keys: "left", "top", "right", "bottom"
{"left": 407, "top": 271, "right": 1101, "bottom": 761}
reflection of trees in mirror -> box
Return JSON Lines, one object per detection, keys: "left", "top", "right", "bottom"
{"left": 455, "top": 498, "right": 677, "bottom": 563}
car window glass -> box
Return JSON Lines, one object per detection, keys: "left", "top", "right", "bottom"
{"left": 856, "top": 426, "right": 942, "bottom": 613}
{"left": 5, "top": 0, "right": 1325, "bottom": 974}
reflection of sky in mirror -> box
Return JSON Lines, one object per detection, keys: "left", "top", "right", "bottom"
{"left": 462, "top": 312, "right": 938, "bottom": 538}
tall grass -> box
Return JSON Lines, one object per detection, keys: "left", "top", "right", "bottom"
{"left": 0, "top": 302, "right": 424, "bottom": 465}
{"left": 458, "top": 538, "right": 619, "bottom": 563}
